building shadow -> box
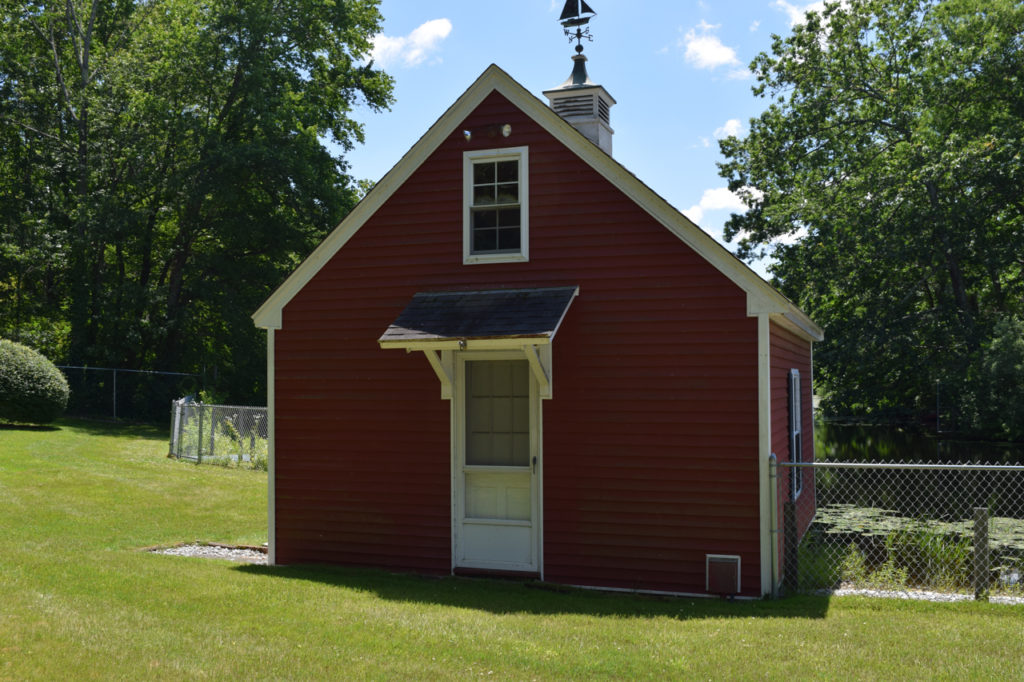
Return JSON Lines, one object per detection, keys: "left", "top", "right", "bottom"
{"left": 232, "top": 562, "right": 829, "bottom": 620}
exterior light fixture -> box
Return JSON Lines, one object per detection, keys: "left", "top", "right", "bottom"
{"left": 501, "top": 124, "right": 512, "bottom": 138}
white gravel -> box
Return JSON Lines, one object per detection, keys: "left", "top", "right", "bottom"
{"left": 821, "top": 586, "right": 1024, "bottom": 605}
{"left": 151, "top": 543, "right": 268, "bottom": 564}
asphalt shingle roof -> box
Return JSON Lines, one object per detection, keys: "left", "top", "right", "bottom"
{"left": 379, "top": 286, "right": 578, "bottom": 344}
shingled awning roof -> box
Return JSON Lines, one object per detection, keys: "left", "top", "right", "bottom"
{"left": 378, "top": 286, "right": 579, "bottom": 350}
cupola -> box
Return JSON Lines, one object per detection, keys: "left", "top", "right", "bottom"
{"left": 543, "top": 0, "right": 616, "bottom": 155}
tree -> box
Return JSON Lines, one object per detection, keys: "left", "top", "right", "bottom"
{"left": 719, "top": 0, "right": 1024, "bottom": 437}
{"left": 0, "top": 0, "right": 393, "bottom": 403}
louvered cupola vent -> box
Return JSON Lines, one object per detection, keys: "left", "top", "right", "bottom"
{"left": 543, "top": 54, "right": 616, "bottom": 155}
{"left": 552, "top": 95, "right": 596, "bottom": 119}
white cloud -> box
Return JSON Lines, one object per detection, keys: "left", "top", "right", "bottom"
{"left": 714, "top": 118, "right": 745, "bottom": 139}
{"left": 774, "top": 0, "right": 826, "bottom": 26}
{"left": 750, "top": 20, "right": 761, "bottom": 32}
{"left": 775, "top": 226, "right": 809, "bottom": 245}
{"left": 371, "top": 19, "right": 453, "bottom": 68}
{"left": 684, "top": 187, "right": 752, "bottom": 225}
{"left": 679, "top": 22, "right": 740, "bottom": 70}
{"left": 774, "top": 0, "right": 848, "bottom": 26}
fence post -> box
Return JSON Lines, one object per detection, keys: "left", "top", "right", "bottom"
{"left": 783, "top": 500, "right": 798, "bottom": 593}
{"left": 197, "top": 404, "right": 204, "bottom": 464}
{"left": 209, "top": 405, "right": 217, "bottom": 459}
{"left": 170, "top": 400, "right": 179, "bottom": 457}
{"left": 973, "top": 507, "right": 990, "bottom": 601}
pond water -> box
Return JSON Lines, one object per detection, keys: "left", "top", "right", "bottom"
{"left": 815, "top": 422, "right": 1024, "bottom": 465}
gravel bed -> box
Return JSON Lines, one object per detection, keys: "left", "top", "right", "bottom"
{"left": 820, "top": 586, "right": 1024, "bottom": 605}
{"left": 151, "top": 543, "right": 268, "bottom": 564}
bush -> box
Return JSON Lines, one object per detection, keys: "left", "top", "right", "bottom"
{"left": 0, "top": 339, "right": 70, "bottom": 424}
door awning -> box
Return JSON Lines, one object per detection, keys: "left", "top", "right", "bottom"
{"left": 378, "top": 286, "right": 579, "bottom": 351}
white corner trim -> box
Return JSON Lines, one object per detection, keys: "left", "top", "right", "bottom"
{"left": 757, "top": 314, "right": 772, "bottom": 596}
{"left": 252, "top": 67, "right": 510, "bottom": 330}
{"left": 266, "top": 328, "right": 277, "bottom": 565}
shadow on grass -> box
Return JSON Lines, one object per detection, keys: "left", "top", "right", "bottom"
{"left": 233, "top": 563, "right": 829, "bottom": 620}
{"left": 55, "top": 417, "right": 169, "bottom": 440}
{"left": 0, "top": 423, "right": 61, "bottom": 432}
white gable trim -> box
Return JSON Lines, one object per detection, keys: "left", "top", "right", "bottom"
{"left": 251, "top": 68, "right": 508, "bottom": 330}
{"left": 252, "top": 65, "right": 822, "bottom": 342}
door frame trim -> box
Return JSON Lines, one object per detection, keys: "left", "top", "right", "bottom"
{"left": 451, "top": 351, "right": 543, "bottom": 576}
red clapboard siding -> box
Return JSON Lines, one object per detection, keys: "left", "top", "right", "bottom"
{"left": 273, "top": 90, "right": 762, "bottom": 594}
{"left": 770, "top": 321, "right": 816, "bottom": 570}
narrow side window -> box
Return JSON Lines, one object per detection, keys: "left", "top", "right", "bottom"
{"left": 789, "top": 368, "right": 803, "bottom": 499}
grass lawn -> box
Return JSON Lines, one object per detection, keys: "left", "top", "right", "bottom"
{"left": 2, "top": 420, "right": 1023, "bottom": 680}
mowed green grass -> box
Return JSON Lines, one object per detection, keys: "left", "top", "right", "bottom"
{"left": 2, "top": 421, "right": 1023, "bottom": 680}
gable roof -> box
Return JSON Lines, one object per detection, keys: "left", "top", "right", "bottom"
{"left": 252, "top": 64, "right": 823, "bottom": 343}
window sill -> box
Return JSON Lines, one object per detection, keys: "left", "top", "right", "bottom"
{"left": 464, "top": 253, "right": 529, "bottom": 265}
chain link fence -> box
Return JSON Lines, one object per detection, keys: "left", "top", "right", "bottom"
{"left": 169, "top": 399, "right": 268, "bottom": 470}
{"left": 773, "top": 460, "right": 1024, "bottom": 601}
{"left": 59, "top": 366, "right": 201, "bottom": 422}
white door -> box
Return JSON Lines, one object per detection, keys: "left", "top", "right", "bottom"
{"left": 455, "top": 357, "right": 539, "bottom": 572}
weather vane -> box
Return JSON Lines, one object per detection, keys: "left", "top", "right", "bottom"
{"left": 559, "top": 0, "right": 597, "bottom": 53}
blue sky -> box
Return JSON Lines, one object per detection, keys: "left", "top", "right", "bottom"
{"left": 340, "top": 0, "right": 826, "bottom": 277}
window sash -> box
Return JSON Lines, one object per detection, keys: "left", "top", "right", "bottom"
{"left": 789, "top": 369, "right": 803, "bottom": 498}
{"left": 463, "top": 147, "right": 529, "bottom": 263}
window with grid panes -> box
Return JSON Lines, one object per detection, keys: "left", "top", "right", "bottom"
{"left": 463, "top": 147, "right": 528, "bottom": 263}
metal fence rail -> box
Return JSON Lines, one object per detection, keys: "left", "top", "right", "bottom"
{"left": 169, "top": 399, "right": 268, "bottom": 469}
{"left": 772, "top": 460, "right": 1024, "bottom": 600}
{"left": 59, "top": 366, "right": 200, "bottom": 421}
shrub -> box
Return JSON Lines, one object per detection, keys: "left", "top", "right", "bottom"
{"left": 0, "top": 339, "right": 70, "bottom": 424}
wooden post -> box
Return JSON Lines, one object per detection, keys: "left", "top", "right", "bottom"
{"left": 973, "top": 507, "right": 990, "bottom": 601}
{"left": 784, "top": 501, "right": 799, "bottom": 593}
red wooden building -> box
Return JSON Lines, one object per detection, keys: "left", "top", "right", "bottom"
{"left": 252, "top": 58, "right": 823, "bottom": 598}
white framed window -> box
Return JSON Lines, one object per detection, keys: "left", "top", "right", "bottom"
{"left": 463, "top": 147, "right": 529, "bottom": 264}
{"left": 789, "top": 368, "right": 803, "bottom": 499}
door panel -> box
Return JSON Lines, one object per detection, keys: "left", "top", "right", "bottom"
{"left": 461, "top": 524, "right": 532, "bottom": 565}
{"left": 465, "top": 470, "right": 531, "bottom": 520}
{"left": 456, "top": 358, "right": 538, "bottom": 572}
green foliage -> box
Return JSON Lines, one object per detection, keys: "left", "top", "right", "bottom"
{"left": 719, "top": 0, "right": 1024, "bottom": 438}
{"left": 964, "top": 316, "right": 1024, "bottom": 441}
{"left": 0, "top": 0, "right": 394, "bottom": 406}
{"left": 884, "top": 526, "right": 972, "bottom": 589}
{"left": 798, "top": 503, "right": 1024, "bottom": 594}
{"left": 0, "top": 339, "right": 70, "bottom": 424}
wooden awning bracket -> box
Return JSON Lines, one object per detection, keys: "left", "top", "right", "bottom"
{"left": 524, "top": 344, "right": 552, "bottom": 399}
{"left": 420, "top": 345, "right": 552, "bottom": 400}
{"left": 423, "top": 349, "right": 454, "bottom": 400}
